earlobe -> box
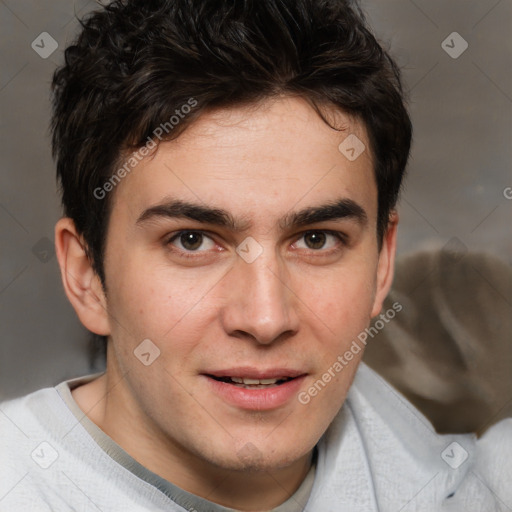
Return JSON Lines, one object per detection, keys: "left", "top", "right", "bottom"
{"left": 370, "top": 211, "right": 398, "bottom": 318}
{"left": 55, "top": 218, "right": 110, "bottom": 336}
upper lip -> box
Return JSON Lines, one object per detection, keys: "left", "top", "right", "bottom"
{"left": 203, "top": 367, "right": 306, "bottom": 379}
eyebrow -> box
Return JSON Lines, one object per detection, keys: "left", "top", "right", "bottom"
{"left": 136, "top": 197, "right": 367, "bottom": 231}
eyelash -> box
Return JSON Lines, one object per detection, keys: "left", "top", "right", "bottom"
{"left": 165, "top": 230, "right": 347, "bottom": 259}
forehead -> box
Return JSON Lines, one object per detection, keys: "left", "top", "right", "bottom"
{"left": 112, "top": 96, "right": 377, "bottom": 225}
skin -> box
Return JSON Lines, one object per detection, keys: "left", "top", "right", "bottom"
{"left": 55, "top": 95, "right": 397, "bottom": 510}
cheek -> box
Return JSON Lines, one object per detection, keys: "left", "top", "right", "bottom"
{"left": 105, "top": 258, "right": 225, "bottom": 369}
{"left": 302, "top": 263, "right": 377, "bottom": 338}
{"left": 297, "top": 272, "right": 375, "bottom": 417}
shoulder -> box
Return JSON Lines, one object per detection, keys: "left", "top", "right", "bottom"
{"left": 341, "top": 363, "right": 506, "bottom": 510}
{"left": 0, "top": 388, "right": 63, "bottom": 510}
{"left": 0, "top": 386, "right": 62, "bottom": 450}
{"left": 0, "top": 383, "right": 177, "bottom": 512}
{"left": 474, "top": 418, "right": 512, "bottom": 504}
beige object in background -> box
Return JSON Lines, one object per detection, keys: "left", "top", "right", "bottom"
{"left": 364, "top": 249, "right": 512, "bottom": 435}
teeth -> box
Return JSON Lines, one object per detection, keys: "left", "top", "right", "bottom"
{"left": 230, "top": 377, "right": 286, "bottom": 385}
{"left": 259, "top": 378, "right": 279, "bottom": 385}
{"left": 211, "top": 375, "right": 295, "bottom": 386}
{"left": 243, "top": 378, "right": 268, "bottom": 385}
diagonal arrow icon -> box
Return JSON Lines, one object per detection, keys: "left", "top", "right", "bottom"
{"left": 134, "top": 339, "right": 161, "bottom": 365}
{"left": 236, "top": 236, "right": 263, "bottom": 263}
{"left": 31, "top": 32, "right": 58, "bottom": 59}
{"left": 31, "top": 441, "right": 59, "bottom": 468}
{"left": 338, "top": 134, "right": 365, "bottom": 161}
{"left": 441, "top": 32, "right": 468, "bottom": 59}
{"left": 441, "top": 441, "right": 468, "bottom": 468}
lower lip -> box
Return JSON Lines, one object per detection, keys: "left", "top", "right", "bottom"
{"left": 203, "top": 375, "right": 306, "bottom": 410}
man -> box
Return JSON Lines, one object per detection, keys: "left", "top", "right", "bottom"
{"left": 0, "top": 0, "right": 510, "bottom": 510}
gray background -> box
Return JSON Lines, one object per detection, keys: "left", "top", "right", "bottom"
{"left": 1, "top": 0, "right": 511, "bottom": 400}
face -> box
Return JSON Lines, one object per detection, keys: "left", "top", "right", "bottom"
{"left": 86, "top": 96, "right": 395, "bottom": 473}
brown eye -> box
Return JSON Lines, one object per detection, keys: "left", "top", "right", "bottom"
{"left": 168, "top": 231, "right": 215, "bottom": 252}
{"left": 180, "top": 232, "right": 203, "bottom": 250}
{"left": 304, "top": 231, "right": 327, "bottom": 250}
{"left": 293, "top": 231, "right": 344, "bottom": 252}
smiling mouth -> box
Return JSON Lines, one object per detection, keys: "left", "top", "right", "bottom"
{"left": 207, "top": 375, "right": 295, "bottom": 389}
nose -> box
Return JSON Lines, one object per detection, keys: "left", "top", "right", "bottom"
{"left": 220, "top": 247, "right": 299, "bottom": 345}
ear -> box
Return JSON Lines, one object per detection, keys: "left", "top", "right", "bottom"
{"left": 370, "top": 210, "right": 398, "bottom": 318}
{"left": 55, "top": 218, "right": 110, "bottom": 336}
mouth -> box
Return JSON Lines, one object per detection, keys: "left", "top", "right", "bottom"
{"left": 202, "top": 368, "right": 307, "bottom": 410}
{"left": 207, "top": 375, "right": 296, "bottom": 389}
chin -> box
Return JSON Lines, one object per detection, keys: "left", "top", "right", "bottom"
{"left": 200, "top": 434, "right": 314, "bottom": 473}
